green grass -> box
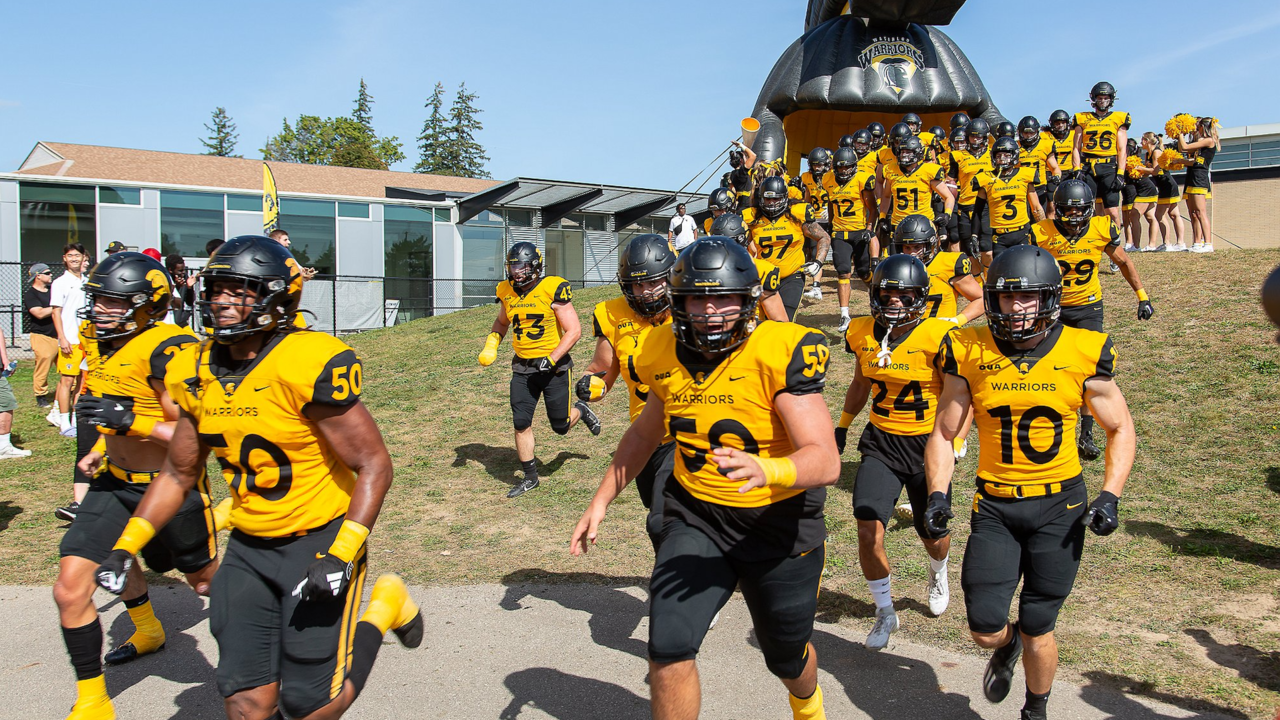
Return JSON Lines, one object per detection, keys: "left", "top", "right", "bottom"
{"left": 1, "top": 250, "right": 1278, "bottom": 717}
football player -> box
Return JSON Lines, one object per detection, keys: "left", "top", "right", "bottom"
{"left": 53, "top": 252, "right": 211, "bottom": 719}
{"left": 93, "top": 236, "right": 423, "bottom": 719}
{"left": 1030, "top": 180, "right": 1153, "bottom": 460}
{"left": 836, "top": 254, "right": 957, "bottom": 651}
{"left": 924, "top": 244, "right": 1136, "bottom": 720}
{"left": 942, "top": 127, "right": 969, "bottom": 249}
{"left": 852, "top": 129, "right": 878, "bottom": 176}
{"left": 480, "top": 242, "right": 600, "bottom": 498}
{"left": 949, "top": 112, "right": 971, "bottom": 134}
{"left": 1017, "top": 116, "right": 1060, "bottom": 212}
{"left": 949, "top": 118, "right": 993, "bottom": 263}
{"left": 708, "top": 214, "right": 789, "bottom": 324}
{"left": 572, "top": 237, "right": 839, "bottom": 720}
{"left": 793, "top": 148, "right": 833, "bottom": 301}
{"left": 703, "top": 188, "right": 735, "bottom": 236}
{"left": 742, "top": 177, "right": 831, "bottom": 321}
{"left": 868, "top": 121, "right": 887, "bottom": 151}
{"left": 972, "top": 137, "right": 1045, "bottom": 268}
{"left": 1072, "top": 82, "right": 1131, "bottom": 228}
{"left": 722, "top": 141, "right": 759, "bottom": 211}
{"left": 823, "top": 147, "right": 880, "bottom": 332}
{"left": 880, "top": 136, "right": 953, "bottom": 254}
{"left": 994, "top": 121, "right": 1015, "bottom": 139}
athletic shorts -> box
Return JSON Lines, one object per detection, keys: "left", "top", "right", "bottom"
{"left": 60, "top": 468, "right": 216, "bottom": 575}
{"left": 990, "top": 226, "right": 1030, "bottom": 262}
{"left": 648, "top": 512, "right": 824, "bottom": 679}
{"left": 832, "top": 230, "right": 872, "bottom": 278}
{"left": 0, "top": 377, "right": 16, "bottom": 413}
{"left": 211, "top": 518, "right": 368, "bottom": 716}
{"left": 1085, "top": 159, "right": 1121, "bottom": 208}
{"left": 636, "top": 441, "right": 675, "bottom": 550}
{"left": 58, "top": 344, "right": 85, "bottom": 376}
{"left": 1155, "top": 173, "right": 1181, "bottom": 204}
{"left": 777, "top": 272, "right": 805, "bottom": 321}
{"left": 1059, "top": 301, "right": 1104, "bottom": 333}
{"left": 961, "top": 477, "right": 1086, "bottom": 636}
{"left": 510, "top": 365, "right": 573, "bottom": 433}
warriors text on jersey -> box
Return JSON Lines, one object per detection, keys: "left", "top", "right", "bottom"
{"left": 974, "top": 168, "right": 1040, "bottom": 231}
{"left": 925, "top": 251, "right": 972, "bottom": 319}
{"left": 166, "top": 331, "right": 366, "bottom": 537}
{"left": 496, "top": 276, "right": 573, "bottom": 360}
{"left": 1030, "top": 217, "right": 1120, "bottom": 306}
{"left": 950, "top": 149, "right": 992, "bottom": 205}
{"left": 83, "top": 320, "right": 197, "bottom": 425}
{"left": 844, "top": 317, "right": 952, "bottom": 435}
{"left": 822, "top": 170, "right": 876, "bottom": 232}
{"left": 1074, "top": 111, "right": 1132, "bottom": 159}
{"left": 885, "top": 162, "right": 945, "bottom": 223}
{"left": 1019, "top": 136, "right": 1055, "bottom": 187}
{"left": 941, "top": 324, "right": 1116, "bottom": 485}
{"left": 636, "top": 321, "right": 828, "bottom": 509}
{"left": 592, "top": 296, "right": 673, "bottom": 443}
{"left": 742, "top": 205, "right": 813, "bottom": 277}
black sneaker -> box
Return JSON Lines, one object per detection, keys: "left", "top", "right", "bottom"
{"left": 576, "top": 401, "right": 601, "bottom": 436}
{"left": 1021, "top": 707, "right": 1048, "bottom": 720}
{"left": 104, "top": 640, "right": 165, "bottom": 665}
{"left": 507, "top": 475, "right": 540, "bottom": 498}
{"left": 983, "top": 622, "right": 1023, "bottom": 704}
{"left": 1077, "top": 431, "right": 1101, "bottom": 461}
{"left": 36, "top": 395, "right": 51, "bottom": 409}
{"left": 54, "top": 502, "right": 79, "bottom": 522}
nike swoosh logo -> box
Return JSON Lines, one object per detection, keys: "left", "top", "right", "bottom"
{"left": 1067, "top": 502, "right": 1082, "bottom": 509}
{"left": 255, "top": 385, "right": 270, "bottom": 392}
{"left": 118, "top": 363, "right": 131, "bottom": 367}
{"left": 1054, "top": 365, "right": 1071, "bottom": 371}
{"left": 906, "top": 350, "right": 922, "bottom": 354}
{"left": 730, "top": 376, "right": 745, "bottom": 381}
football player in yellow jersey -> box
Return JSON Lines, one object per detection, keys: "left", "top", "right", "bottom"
{"left": 792, "top": 148, "right": 833, "bottom": 301}
{"left": 926, "top": 125, "right": 947, "bottom": 162}
{"left": 888, "top": 215, "right": 984, "bottom": 325}
{"left": 851, "top": 129, "right": 878, "bottom": 175}
{"left": 1072, "top": 81, "right": 1131, "bottom": 228}
{"left": 94, "top": 236, "right": 422, "bottom": 720}
{"left": 709, "top": 213, "right": 789, "bottom": 324}
{"left": 923, "top": 245, "right": 1136, "bottom": 720}
{"left": 880, "top": 136, "right": 953, "bottom": 251}
{"left": 480, "top": 242, "right": 600, "bottom": 498}
{"left": 971, "top": 137, "right": 1045, "bottom": 269}
{"left": 823, "top": 147, "right": 879, "bottom": 331}
{"left": 742, "top": 176, "right": 831, "bottom": 321}
{"left": 572, "top": 237, "right": 839, "bottom": 720}
{"left": 868, "top": 121, "right": 887, "bottom": 151}
{"left": 703, "top": 188, "right": 734, "bottom": 236}
{"left": 1030, "top": 180, "right": 1154, "bottom": 461}
{"left": 1016, "top": 116, "right": 1060, "bottom": 212}
{"left": 949, "top": 118, "right": 993, "bottom": 258}
{"left": 52, "top": 253, "right": 208, "bottom": 720}
{"left": 722, "top": 141, "right": 759, "bottom": 211}
{"left": 578, "top": 234, "right": 677, "bottom": 550}
{"left": 941, "top": 127, "right": 968, "bottom": 248}
{"left": 835, "top": 255, "right": 957, "bottom": 652}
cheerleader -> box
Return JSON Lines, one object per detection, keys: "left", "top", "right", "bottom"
{"left": 1179, "top": 116, "right": 1220, "bottom": 253}
{"left": 1153, "top": 136, "right": 1191, "bottom": 252}
{"left": 1126, "top": 134, "right": 1161, "bottom": 252}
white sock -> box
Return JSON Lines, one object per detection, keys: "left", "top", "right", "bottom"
{"left": 59, "top": 412, "right": 70, "bottom": 426}
{"left": 50, "top": 400, "right": 59, "bottom": 414}
{"left": 0, "top": 433, "right": 11, "bottom": 449}
{"left": 929, "top": 555, "right": 948, "bottom": 574}
{"left": 868, "top": 576, "right": 893, "bottom": 610}
{"left": 841, "top": 307, "right": 850, "bottom": 318}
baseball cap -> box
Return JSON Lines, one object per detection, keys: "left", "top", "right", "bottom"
{"left": 105, "top": 241, "right": 127, "bottom": 253}
{"left": 28, "top": 263, "right": 51, "bottom": 279}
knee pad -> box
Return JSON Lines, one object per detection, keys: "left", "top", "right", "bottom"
{"left": 1017, "top": 591, "right": 1066, "bottom": 637}
{"left": 761, "top": 639, "right": 810, "bottom": 680}
{"left": 513, "top": 418, "right": 533, "bottom": 432}
{"left": 550, "top": 418, "right": 571, "bottom": 435}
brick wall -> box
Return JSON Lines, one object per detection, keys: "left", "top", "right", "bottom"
{"left": 1123, "top": 176, "right": 1276, "bottom": 250}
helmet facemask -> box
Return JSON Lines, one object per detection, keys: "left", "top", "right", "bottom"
{"left": 869, "top": 286, "right": 927, "bottom": 329}
{"left": 1091, "top": 93, "right": 1114, "bottom": 114}
{"left": 760, "top": 189, "right": 788, "bottom": 220}
{"left": 993, "top": 149, "right": 1016, "bottom": 173}
{"left": 967, "top": 134, "right": 988, "bottom": 155}
{"left": 79, "top": 289, "right": 166, "bottom": 342}
{"left": 985, "top": 286, "right": 1061, "bottom": 343}
{"left": 669, "top": 290, "right": 760, "bottom": 354}
{"left": 1049, "top": 118, "right": 1070, "bottom": 140}
{"left": 898, "top": 145, "right": 920, "bottom": 170}
{"left": 1057, "top": 203, "right": 1093, "bottom": 236}
{"left": 1019, "top": 129, "right": 1039, "bottom": 150}
{"left": 195, "top": 274, "right": 291, "bottom": 344}
{"left": 834, "top": 161, "right": 856, "bottom": 184}
{"left": 621, "top": 276, "right": 671, "bottom": 319}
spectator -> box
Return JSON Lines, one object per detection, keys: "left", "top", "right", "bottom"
{"left": 104, "top": 241, "right": 126, "bottom": 256}
{"left": 164, "top": 254, "right": 196, "bottom": 328}
{"left": 23, "top": 263, "right": 57, "bottom": 408}
{"left": 205, "top": 237, "right": 225, "bottom": 257}
{"left": 269, "top": 228, "right": 317, "bottom": 279}
{"left": 0, "top": 325, "right": 30, "bottom": 460}
{"left": 50, "top": 243, "right": 88, "bottom": 439}
{"left": 667, "top": 203, "right": 698, "bottom": 251}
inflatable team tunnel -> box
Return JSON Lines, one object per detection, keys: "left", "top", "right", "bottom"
{"left": 749, "top": 0, "right": 1006, "bottom": 173}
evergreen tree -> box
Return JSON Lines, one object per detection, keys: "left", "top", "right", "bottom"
{"left": 201, "top": 107, "right": 241, "bottom": 157}
{"left": 353, "top": 79, "right": 375, "bottom": 132}
{"left": 447, "top": 83, "right": 491, "bottom": 179}
{"left": 413, "top": 83, "right": 449, "bottom": 174}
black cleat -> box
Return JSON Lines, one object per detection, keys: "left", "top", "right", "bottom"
{"left": 507, "top": 475, "right": 540, "bottom": 498}
{"left": 1077, "top": 432, "right": 1101, "bottom": 461}
{"left": 1021, "top": 708, "right": 1048, "bottom": 720}
{"left": 393, "top": 611, "right": 425, "bottom": 649}
{"left": 54, "top": 502, "right": 79, "bottom": 522}
{"left": 104, "top": 640, "right": 165, "bottom": 665}
{"left": 983, "top": 622, "right": 1023, "bottom": 704}
{"left": 576, "top": 401, "right": 601, "bottom": 436}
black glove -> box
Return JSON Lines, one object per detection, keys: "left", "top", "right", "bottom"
{"left": 835, "top": 426, "right": 847, "bottom": 454}
{"left": 1108, "top": 172, "right": 1125, "bottom": 193}
{"left": 923, "top": 491, "right": 954, "bottom": 539}
{"left": 935, "top": 212, "right": 951, "bottom": 235}
{"left": 532, "top": 357, "right": 556, "bottom": 374}
{"left": 95, "top": 549, "right": 134, "bottom": 595}
{"left": 1138, "top": 299, "right": 1154, "bottom": 320}
{"left": 1083, "top": 491, "right": 1120, "bottom": 536}
{"left": 575, "top": 371, "right": 606, "bottom": 402}
{"left": 293, "top": 554, "right": 354, "bottom": 602}
{"left": 77, "top": 394, "right": 136, "bottom": 434}
{"left": 967, "top": 235, "right": 980, "bottom": 259}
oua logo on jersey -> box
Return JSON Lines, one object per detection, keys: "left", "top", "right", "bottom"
{"left": 858, "top": 36, "right": 925, "bottom": 96}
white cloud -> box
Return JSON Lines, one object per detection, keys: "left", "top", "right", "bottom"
{"left": 0, "top": 100, "right": 21, "bottom": 108}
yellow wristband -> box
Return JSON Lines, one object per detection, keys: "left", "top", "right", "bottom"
{"left": 839, "top": 411, "right": 856, "bottom": 429}
{"left": 91, "top": 435, "right": 106, "bottom": 455}
{"left": 755, "top": 456, "right": 797, "bottom": 489}
{"left": 1136, "top": 289, "right": 1149, "bottom": 302}
{"left": 955, "top": 314, "right": 970, "bottom": 327}
{"left": 328, "top": 519, "right": 370, "bottom": 563}
{"left": 130, "top": 415, "right": 157, "bottom": 438}
{"left": 113, "top": 517, "right": 157, "bottom": 555}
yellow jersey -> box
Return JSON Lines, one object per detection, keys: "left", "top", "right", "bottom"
{"left": 1019, "top": 136, "right": 1056, "bottom": 187}
{"left": 822, "top": 170, "right": 877, "bottom": 232}
{"left": 166, "top": 331, "right": 366, "bottom": 537}
{"left": 1051, "top": 131, "right": 1078, "bottom": 171}
{"left": 592, "top": 296, "right": 673, "bottom": 443}
{"left": 877, "top": 145, "right": 896, "bottom": 168}
{"left": 742, "top": 205, "right": 813, "bottom": 277}
{"left": 941, "top": 324, "right": 1116, "bottom": 485}
{"left": 636, "top": 321, "right": 828, "bottom": 508}
{"left": 924, "top": 251, "right": 972, "bottom": 319}
{"left": 950, "top": 148, "right": 992, "bottom": 206}
{"left": 857, "top": 151, "right": 879, "bottom": 175}
{"left": 844, "top": 317, "right": 952, "bottom": 435}
{"left": 83, "top": 321, "right": 197, "bottom": 427}
{"left": 974, "top": 167, "right": 1040, "bottom": 231}
{"left": 1074, "top": 111, "right": 1131, "bottom": 159}
{"left": 496, "top": 276, "right": 573, "bottom": 360}
{"left": 1030, "top": 217, "right": 1120, "bottom": 307}
{"left": 886, "top": 162, "right": 945, "bottom": 224}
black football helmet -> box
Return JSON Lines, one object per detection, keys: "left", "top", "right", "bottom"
{"left": 759, "top": 176, "right": 789, "bottom": 219}
{"left": 950, "top": 112, "right": 971, "bottom": 131}
{"left": 984, "top": 245, "right": 1062, "bottom": 343}
{"left": 869, "top": 254, "right": 930, "bottom": 329}
{"left": 928, "top": 125, "right": 945, "bottom": 141}
{"left": 991, "top": 136, "right": 1020, "bottom": 172}
{"left": 1126, "top": 137, "right": 1139, "bottom": 157}
{"left": 710, "top": 213, "right": 749, "bottom": 247}
{"left": 833, "top": 147, "right": 858, "bottom": 183}
{"left": 889, "top": 122, "right": 912, "bottom": 154}
{"left": 506, "top": 241, "right": 543, "bottom": 289}
{"left": 897, "top": 136, "right": 924, "bottom": 169}
{"left": 1048, "top": 109, "right": 1071, "bottom": 139}
{"left": 995, "top": 120, "right": 1015, "bottom": 139}
{"left": 1017, "top": 116, "right": 1042, "bottom": 150}
{"left": 851, "top": 129, "right": 872, "bottom": 157}
{"left": 967, "top": 118, "right": 991, "bottom": 155}
{"left": 808, "top": 147, "right": 832, "bottom": 177}
{"left": 667, "top": 237, "right": 761, "bottom": 354}
{"left": 618, "top": 234, "right": 676, "bottom": 318}
{"left": 1090, "top": 81, "right": 1116, "bottom": 113}
{"left": 948, "top": 126, "right": 968, "bottom": 152}
{"left": 80, "top": 252, "right": 172, "bottom": 341}
{"left": 868, "top": 122, "right": 887, "bottom": 149}
{"left": 195, "top": 235, "right": 304, "bottom": 344}
{"left": 889, "top": 214, "right": 940, "bottom": 265}
{"left": 838, "top": 133, "right": 857, "bottom": 149}
{"left": 1053, "top": 179, "right": 1095, "bottom": 236}
{"left": 708, "top": 187, "right": 734, "bottom": 213}
{"left": 902, "top": 112, "right": 923, "bottom": 134}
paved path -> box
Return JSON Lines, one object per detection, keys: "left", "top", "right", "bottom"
{"left": 0, "top": 583, "right": 1238, "bottom": 719}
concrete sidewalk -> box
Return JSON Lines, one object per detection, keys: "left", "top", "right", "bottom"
{"left": 0, "top": 583, "right": 1239, "bottom": 719}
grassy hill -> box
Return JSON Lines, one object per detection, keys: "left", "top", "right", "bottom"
{"left": 2, "top": 250, "right": 1278, "bottom": 717}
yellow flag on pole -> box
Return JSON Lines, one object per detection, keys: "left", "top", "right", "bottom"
{"left": 263, "top": 163, "right": 280, "bottom": 233}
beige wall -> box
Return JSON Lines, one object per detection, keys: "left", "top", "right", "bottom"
{"left": 1123, "top": 176, "right": 1276, "bottom": 250}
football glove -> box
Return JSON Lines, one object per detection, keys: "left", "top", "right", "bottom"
{"left": 95, "top": 549, "right": 134, "bottom": 595}
{"left": 967, "top": 235, "right": 980, "bottom": 258}
{"left": 77, "top": 395, "right": 155, "bottom": 437}
{"left": 834, "top": 426, "right": 847, "bottom": 454}
{"left": 935, "top": 212, "right": 951, "bottom": 238}
{"left": 923, "top": 491, "right": 954, "bottom": 539}
{"left": 293, "top": 520, "right": 368, "bottom": 602}
{"left": 1108, "top": 172, "right": 1126, "bottom": 192}
{"left": 1083, "top": 491, "right": 1120, "bottom": 536}
{"left": 478, "top": 332, "right": 501, "bottom": 367}
{"left": 575, "top": 372, "right": 607, "bottom": 402}
{"left": 1138, "top": 299, "right": 1155, "bottom": 321}
{"left": 532, "top": 357, "right": 556, "bottom": 374}
{"left": 801, "top": 261, "right": 821, "bottom": 278}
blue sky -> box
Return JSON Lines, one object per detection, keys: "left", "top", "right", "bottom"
{"left": 4, "top": 0, "right": 1279, "bottom": 190}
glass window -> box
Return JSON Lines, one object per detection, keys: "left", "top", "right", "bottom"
{"left": 506, "top": 209, "right": 533, "bottom": 227}
{"left": 545, "top": 226, "right": 584, "bottom": 285}
{"left": 161, "top": 190, "right": 224, "bottom": 258}
{"left": 227, "top": 194, "right": 259, "bottom": 212}
{"left": 468, "top": 209, "right": 503, "bottom": 226}
{"left": 19, "top": 183, "right": 96, "bottom": 263}
{"left": 1250, "top": 139, "right": 1280, "bottom": 151}
{"left": 584, "top": 214, "right": 607, "bottom": 232}
{"left": 384, "top": 205, "right": 436, "bottom": 321}
{"left": 279, "top": 199, "right": 336, "bottom": 274}
{"left": 338, "top": 202, "right": 370, "bottom": 219}
{"left": 99, "top": 186, "right": 141, "bottom": 205}
{"left": 19, "top": 181, "right": 95, "bottom": 205}
{"left": 461, "top": 223, "right": 505, "bottom": 309}
{"left": 434, "top": 207, "right": 451, "bottom": 222}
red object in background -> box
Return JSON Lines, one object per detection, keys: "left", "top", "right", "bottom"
{"left": 142, "top": 248, "right": 162, "bottom": 261}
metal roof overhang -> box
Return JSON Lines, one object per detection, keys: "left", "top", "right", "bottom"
{"left": 454, "top": 177, "right": 713, "bottom": 228}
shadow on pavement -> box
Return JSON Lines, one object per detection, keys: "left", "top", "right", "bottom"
{"left": 453, "top": 443, "right": 590, "bottom": 487}
{"left": 1124, "top": 520, "right": 1280, "bottom": 570}
{"left": 499, "top": 667, "right": 648, "bottom": 720}
{"left": 1184, "top": 628, "right": 1280, "bottom": 693}
{"left": 500, "top": 570, "right": 651, "bottom": 659}
{"left": 1078, "top": 670, "right": 1247, "bottom": 719}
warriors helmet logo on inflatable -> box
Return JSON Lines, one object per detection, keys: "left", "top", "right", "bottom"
{"left": 749, "top": 0, "right": 1007, "bottom": 171}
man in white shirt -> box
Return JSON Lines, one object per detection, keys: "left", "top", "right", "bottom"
{"left": 50, "top": 243, "right": 88, "bottom": 440}
{"left": 667, "top": 204, "right": 698, "bottom": 251}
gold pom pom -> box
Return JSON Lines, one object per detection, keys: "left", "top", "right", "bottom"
{"left": 1157, "top": 148, "right": 1185, "bottom": 170}
{"left": 1125, "top": 155, "right": 1142, "bottom": 179}
{"left": 1165, "top": 113, "right": 1197, "bottom": 136}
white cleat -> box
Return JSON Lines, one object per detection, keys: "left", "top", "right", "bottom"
{"left": 894, "top": 502, "right": 914, "bottom": 523}
{"left": 837, "top": 316, "right": 851, "bottom": 334}
{"left": 927, "top": 568, "right": 950, "bottom": 616}
{"left": 866, "top": 607, "right": 898, "bottom": 651}
{"left": 46, "top": 408, "right": 60, "bottom": 428}
{"left": 708, "top": 611, "right": 720, "bottom": 631}
{"left": 805, "top": 287, "right": 823, "bottom": 300}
